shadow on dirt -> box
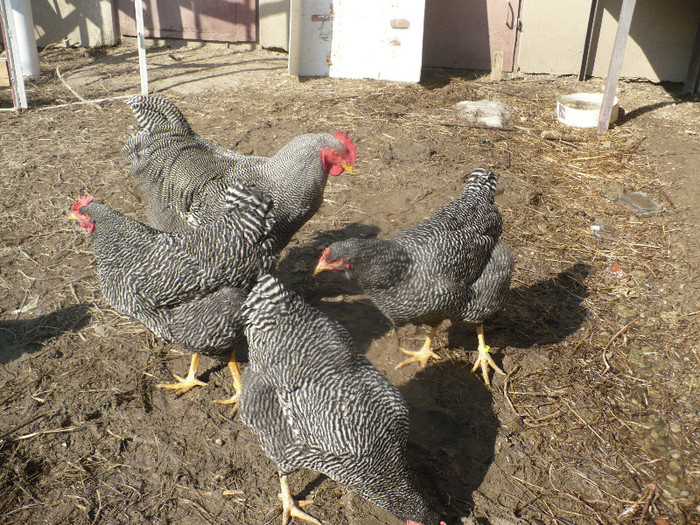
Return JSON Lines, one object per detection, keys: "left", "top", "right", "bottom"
{"left": 401, "top": 359, "right": 498, "bottom": 522}
{"left": 448, "top": 263, "right": 592, "bottom": 352}
{"left": 0, "top": 304, "right": 93, "bottom": 363}
{"left": 276, "top": 223, "right": 390, "bottom": 354}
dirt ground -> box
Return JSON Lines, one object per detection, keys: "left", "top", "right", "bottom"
{"left": 1, "top": 44, "right": 699, "bottom": 525}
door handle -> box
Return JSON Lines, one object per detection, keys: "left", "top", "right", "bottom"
{"left": 506, "top": 2, "right": 515, "bottom": 29}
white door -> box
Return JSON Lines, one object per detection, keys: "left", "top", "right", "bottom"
{"left": 290, "top": 0, "right": 427, "bottom": 82}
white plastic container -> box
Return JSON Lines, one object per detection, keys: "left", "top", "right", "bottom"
{"left": 557, "top": 93, "right": 619, "bottom": 128}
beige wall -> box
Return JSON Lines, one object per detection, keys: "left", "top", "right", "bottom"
{"left": 518, "top": 0, "right": 700, "bottom": 82}
{"left": 260, "top": 0, "right": 290, "bottom": 50}
{"left": 32, "top": 0, "right": 118, "bottom": 48}
{"left": 27, "top": 0, "right": 697, "bottom": 83}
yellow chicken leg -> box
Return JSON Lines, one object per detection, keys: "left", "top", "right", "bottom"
{"left": 214, "top": 352, "right": 242, "bottom": 409}
{"left": 395, "top": 324, "right": 442, "bottom": 370}
{"left": 471, "top": 324, "right": 505, "bottom": 386}
{"left": 278, "top": 473, "right": 321, "bottom": 525}
{"left": 157, "top": 352, "right": 207, "bottom": 396}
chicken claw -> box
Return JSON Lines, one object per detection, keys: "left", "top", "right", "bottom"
{"left": 470, "top": 325, "right": 505, "bottom": 386}
{"left": 279, "top": 474, "right": 321, "bottom": 525}
{"left": 214, "top": 352, "right": 243, "bottom": 413}
{"left": 395, "top": 325, "right": 441, "bottom": 370}
{"left": 157, "top": 352, "right": 207, "bottom": 396}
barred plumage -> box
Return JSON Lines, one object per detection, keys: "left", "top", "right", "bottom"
{"left": 72, "top": 181, "right": 277, "bottom": 359}
{"left": 239, "top": 275, "right": 442, "bottom": 525}
{"left": 123, "top": 95, "right": 356, "bottom": 249}
{"left": 316, "top": 169, "right": 514, "bottom": 384}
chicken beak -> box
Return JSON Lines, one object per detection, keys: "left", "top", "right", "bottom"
{"left": 341, "top": 163, "right": 354, "bottom": 174}
{"left": 313, "top": 262, "right": 329, "bottom": 276}
{"left": 69, "top": 212, "right": 81, "bottom": 221}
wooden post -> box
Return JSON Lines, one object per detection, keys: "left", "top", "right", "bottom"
{"left": 597, "top": 0, "right": 636, "bottom": 133}
{"left": 490, "top": 50, "right": 504, "bottom": 82}
{"left": 288, "top": 0, "right": 302, "bottom": 76}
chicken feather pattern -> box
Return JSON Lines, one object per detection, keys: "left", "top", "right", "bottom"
{"left": 123, "top": 95, "right": 355, "bottom": 248}
{"left": 239, "top": 275, "right": 441, "bottom": 524}
{"left": 320, "top": 169, "right": 513, "bottom": 328}
{"left": 74, "top": 182, "right": 277, "bottom": 356}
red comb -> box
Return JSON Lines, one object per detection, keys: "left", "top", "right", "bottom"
{"left": 71, "top": 195, "right": 93, "bottom": 213}
{"left": 319, "top": 247, "right": 330, "bottom": 261}
{"left": 334, "top": 130, "right": 356, "bottom": 164}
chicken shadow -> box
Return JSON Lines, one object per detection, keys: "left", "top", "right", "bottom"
{"left": 275, "top": 223, "right": 393, "bottom": 355}
{"left": 0, "top": 304, "right": 93, "bottom": 363}
{"left": 447, "top": 263, "right": 592, "bottom": 354}
{"left": 400, "top": 360, "right": 498, "bottom": 522}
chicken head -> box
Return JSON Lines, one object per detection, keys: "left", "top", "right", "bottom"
{"left": 313, "top": 246, "right": 352, "bottom": 274}
{"left": 70, "top": 195, "right": 95, "bottom": 233}
{"left": 321, "top": 130, "right": 356, "bottom": 176}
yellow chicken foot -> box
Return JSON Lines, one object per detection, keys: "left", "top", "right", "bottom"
{"left": 214, "top": 352, "right": 242, "bottom": 411}
{"left": 157, "top": 352, "right": 207, "bottom": 396}
{"left": 395, "top": 324, "right": 442, "bottom": 370}
{"left": 471, "top": 324, "right": 505, "bottom": 386}
{"left": 278, "top": 473, "right": 321, "bottom": 525}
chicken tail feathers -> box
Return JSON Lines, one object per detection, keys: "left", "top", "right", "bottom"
{"left": 242, "top": 274, "right": 291, "bottom": 329}
{"left": 122, "top": 96, "right": 241, "bottom": 231}
{"left": 125, "top": 95, "right": 192, "bottom": 135}
{"left": 224, "top": 182, "right": 277, "bottom": 252}
{"left": 459, "top": 168, "right": 499, "bottom": 203}
{"left": 122, "top": 95, "right": 198, "bottom": 193}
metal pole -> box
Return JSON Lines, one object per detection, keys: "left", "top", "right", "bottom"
{"left": 9, "top": 0, "right": 40, "bottom": 78}
{"left": 578, "top": 0, "right": 598, "bottom": 81}
{"left": 0, "top": 0, "right": 27, "bottom": 110}
{"left": 682, "top": 21, "right": 700, "bottom": 95}
{"left": 134, "top": 0, "right": 149, "bottom": 95}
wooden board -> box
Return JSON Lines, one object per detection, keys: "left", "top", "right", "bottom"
{"left": 117, "top": 0, "right": 257, "bottom": 42}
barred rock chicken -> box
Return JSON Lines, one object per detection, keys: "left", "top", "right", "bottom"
{"left": 315, "top": 169, "right": 514, "bottom": 386}
{"left": 123, "top": 95, "right": 356, "bottom": 249}
{"left": 70, "top": 182, "right": 277, "bottom": 406}
{"left": 239, "top": 275, "right": 445, "bottom": 525}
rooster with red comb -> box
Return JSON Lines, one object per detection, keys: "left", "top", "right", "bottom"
{"left": 124, "top": 95, "right": 356, "bottom": 250}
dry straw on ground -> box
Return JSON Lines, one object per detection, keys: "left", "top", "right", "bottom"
{"left": 1, "top": 45, "right": 698, "bottom": 525}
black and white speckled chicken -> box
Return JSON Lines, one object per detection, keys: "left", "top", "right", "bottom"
{"left": 70, "top": 182, "right": 277, "bottom": 407}
{"left": 239, "top": 275, "right": 445, "bottom": 525}
{"left": 123, "top": 95, "right": 356, "bottom": 249}
{"left": 315, "top": 169, "right": 514, "bottom": 386}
